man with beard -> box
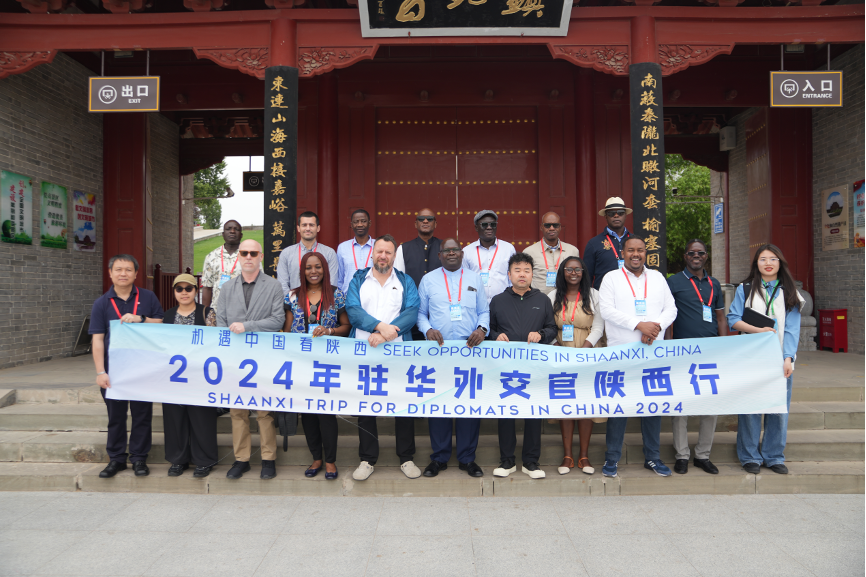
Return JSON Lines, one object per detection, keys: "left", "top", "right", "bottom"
{"left": 277, "top": 211, "right": 339, "bottom": 294}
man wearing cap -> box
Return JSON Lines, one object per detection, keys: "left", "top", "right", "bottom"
{"left": 523, "top": 212, "right": 580, "bottom": 295}
{"left": 277, "top": 210, "right": 339, "bottom": 295}
{"left": 201, "top": 220, "right": 263, "bottom": 312}
{"left": 462, "top": 210, "right": 517, "bottom": 303}
{"left": 583, "top": 198, "right": 632, "bottom": 291}
{"left": 394, "top": 208, "right": 442, "bottom": 341}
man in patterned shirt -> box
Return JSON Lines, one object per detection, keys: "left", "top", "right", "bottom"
{"left": 201, "top": 220, "right": 263, "bottom": 312}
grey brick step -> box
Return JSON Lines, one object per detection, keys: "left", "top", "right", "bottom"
{"left": 2, "top": 429, "right": 862, "bottom": 467}
{"left": 0, "top": 461, "right": 861, "bottom": 496}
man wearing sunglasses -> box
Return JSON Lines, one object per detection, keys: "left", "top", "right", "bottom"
{"left": 523, "top": 212, "right": 580, "bottom": 295}
{"left": 201, "top": 220, "right": 263, "bottom": 312}
{"left": 583, "top": 197, "right": 633, "bottom": 291}
{"left": 665, "top": 239, "right": 727, "bottom": 476}
{"left": 462, "top": 210, "right": 516, "bottom": 303}
{"left": 394, "top": 208, "right": 443, "bottom": 340}
{"left": 216, "top": 239, "right": 286, "bottom": 481}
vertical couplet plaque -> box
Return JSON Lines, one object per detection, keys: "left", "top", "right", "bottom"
{"left": 629, "top": 62, "right": 667, "bottom": 273}
{"left": 263, "top": 66, "right": 299, "bottom": 279}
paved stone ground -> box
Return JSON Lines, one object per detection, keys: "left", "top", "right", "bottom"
{"left": 1, "top": 491, "right": 862, "bottom": 577}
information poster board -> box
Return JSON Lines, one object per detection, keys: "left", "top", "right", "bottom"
{"left": 40, "top": 181, "right": 68, "bottom": 249}
{"left": 1, "top": 170, "right": 33, "bottom": 245}
{"left": 821, "top": 184, "right": 849, "bottom": 251}
{"left": 853, "top": 180, "right": 864, "bottom": 249}
{"left": 73, "top": 190, "right": 97, "bottom": 252}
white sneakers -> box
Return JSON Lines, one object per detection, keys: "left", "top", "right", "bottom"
{"left": 353, "top": 461, "right": 374, "bottom": 481}
{"left": 493, "top": 464, "right": 517, "bottom": 477}
{"left": 401, "top": 461, "right": 421, "bottom": 479}
{"left": 522, "top": 465, "right": 546, "bottom": 479}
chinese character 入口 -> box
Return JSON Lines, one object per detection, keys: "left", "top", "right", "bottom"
{"left": 499, "top": 370, "right": 531, "bottom": 400}
{"left": 358, "top": 364, "right": 389, "bottom": 396}
{"left": 549, "top": 372, "right": 577, "bottom": 400}
{"left": 454, "top": 367, "right": 483, "bottom": 399}
{"left": 639, "top": 91, "right": 657, "bottom": 106}
{"left": 642, "top": 217, "right": 661, "bottom": 233}
{"left": 311, "top": 361, "right": 341, "bottom": 393}
{"left": 273, "top": 334, "right": 285, "bottom": 350}
{"left": 300, "top": 337, "right": 313, "bottom": 352}
{"left": 245, "top": 333, "right": 259, "bottom": 348}
{"left": 821, "top": 80, "right": 832, "bottom": 92}
{"left": 688, "top": 363, "right": 720, "bottom": 395}
{"left": 406, "top": 365, "right": 436, "bottom": 397}
{"left": 270, "top": 128, "right": 287, "bottom": 144}
{"left": 269, "top": 198, "right": 287, "bottom": 212}
{"left": 218, "top": 330, "right": 232, "bottom": 347}
{"left": 594, "top": 370, "right": 625, "bottom": 398}
{"left": 137, "top": 85, "right": 148, "bottom": 97}
{"left": 191, "top": 329, "right": 204, "bottom": 345}
{"left": 642, "top": 367, "right": 673, "bottom": 396}
{"left": 326, "top": 340, "right": 340, "bottom": 354}
{"left": 272, "top": 221, "right": 285, "bottom": 237}
{"left": 354, "top": 341, "right": 367, "bottom": 356}
{"left": 641, "top": 125, "right": 659, "bottom": 140}
{"left": 640, "top": 73, "right": 657, "bottom": 88}
{"left": 645, "top": 235, "right": 661, "bottom": 251}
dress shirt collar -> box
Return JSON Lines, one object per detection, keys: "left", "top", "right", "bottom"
{"left": 605, "top": 227, "right": 629, "bottom": 242}
{"left": 365, "top": 266, "right": 398, "bottom": 283}
{"left": 353, "top": 236, "right": 374, "bottom": 248}
{"left": 541, "top": 239, "right": 562, "bottom": 251}
{"left": 473, "top": 239, "right": 498, "bottom": 250}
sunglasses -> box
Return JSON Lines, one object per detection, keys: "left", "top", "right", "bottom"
{"left": 542, "top": 223, "right": 561, "bottom": 229}
{"left": 309, "top": 303, "right": 318, "bottom": 314}
{"left": 564, "top": 267, "right": 583, "bottom": 274}
{"left": 440, "top": 248, "right": 461, "bottom": 255}
{"left": 478, "top": 222, "right": 497, "bottom": 229}
{"left": 239, "top": 251, "right": 260, "bottom": 257}
{"left": 686, "top": 251, "right": 707, "bottom": 257}
{"left": 606, "top": 210, "right": 626, "bottom": 217}
{"left": 174, "top": 285, "right": 195, "bottom": 293}
{"left": 417, "top": 216, "right": 436, "bottom": 222}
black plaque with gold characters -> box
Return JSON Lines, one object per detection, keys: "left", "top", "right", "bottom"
{"left": 359, "top": 0, "right": 572, "bottom": 37}
{"left": 263, "top": 67, "right": 298, "bottom": 279}
{"left": 629, "top": 62, "right": 667, "bottom": 274}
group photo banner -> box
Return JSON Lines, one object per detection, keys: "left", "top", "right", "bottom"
{"left": 108, "top": 322, "right": 788, "bottom": 419}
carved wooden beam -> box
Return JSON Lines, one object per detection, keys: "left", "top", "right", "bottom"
{"left": 297, "top": 46, "right": 376, "bottom": 77}
{"left": 16, "top": 0, "right": 68, "bottom": 13}
{"left": 184, "top": 0, "right": 230, "bottom": 10}
{"left": 549, "top": 45, "right": 630, "bottom": 76}
{"left": 658, "top": 44, "right": 734, "bottom": 76}
{"left": 102, "top": 0, "right": 146, "bottom": 13}
{"left": 0, "top": 50, "right": 56, "bottom": 80}
{"left": 192, "top": 47, "right": 269, "bottom": 79}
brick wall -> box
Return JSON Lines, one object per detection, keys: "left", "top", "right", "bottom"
{"left": 811, "top": 44, "right": 865, "bottom": 353}
{"left": 725, "top": 107, "right": 760, "bottom": 285}
{"left": 149, "top": 112, "right": 180, "bottom": 273}
{"left": 181, "top": 174, "right": 195, "bottom": 272}
{"left": 0, "top": 53, "right": 104, "bottom": 369}
{"left": 709, "top": 169, "right": 728, "bottom": 282}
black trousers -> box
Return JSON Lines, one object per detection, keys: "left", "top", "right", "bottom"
{"left": 498, "top": 418, "right": 543, "bottom": 466}
{"left": 101, "top": 387, "right": 152, "bottom": 463}
{"left": 357, "top": 416, "right": 415, "bottom": 465}
{"left": 303, "top": 413, "right": 338, "bottom": 463}
{"left": 162, "top": 403, "right": 219, "bottom": 467}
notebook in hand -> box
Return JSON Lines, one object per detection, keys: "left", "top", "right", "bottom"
{"left": 742, "top": 307, "right": 775, "bottom": 329}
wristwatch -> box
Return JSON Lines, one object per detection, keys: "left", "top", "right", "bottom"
{"left": 477, "top": 326, "right": 488, "bottom": 335}
{"left": 139, "top": 315, "right": 147, "bottom": 323}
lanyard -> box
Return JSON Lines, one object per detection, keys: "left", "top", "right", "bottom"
{"left": 110, "top": 291, "right": 139, "bottom": 320}
{"left": 306, "top": 295, "right": 322, "bottom": 323}
{"left": 476, "top": 242, "right": 499, "bottom": 272}
{"left": 443, "top": 269, "right": 463, "bottom": 304}
{"left": 622, "top": 268, "right": 648, "bottom": 299}
{"left": 541, "top": 240, "right": 562, "bottom": 272}
{"left": 762, "top": 282, "right": 780, "bottom": 315}
{"left": 605, "top": 235, "right": 623, "bottom": 259}
{"left": 352, "top": 242, "right": 371, "bottom": 270}
{"left": 562, "top": 292, "right": 580, "bottom": 324}
{"left": 300, "top": 241, "right": 318, "bottom": 264}
{"left": 220, "top": 247, "right": 238, "bottom": 274}
{"left": 689, "top": 276, "right": 713, "bottom": 307}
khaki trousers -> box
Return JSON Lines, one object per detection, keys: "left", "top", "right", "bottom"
{"left": 230, "top": 409, "right": 277, "bottom": 461}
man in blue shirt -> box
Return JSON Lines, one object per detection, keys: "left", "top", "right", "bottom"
{"left": 417, "top": 238, "right": 489, "bottom": 478}
{"left": 335, "top": 208, "right": 375, "bottom": 293}
{"left": 89, "top": 254, "right": 164, "bottom": 478}
{"left": 583, "top": 197, "right": 633, "bottom": 291}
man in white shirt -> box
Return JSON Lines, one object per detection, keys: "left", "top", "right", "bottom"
{"left": 598, "top": 236, "right": 678, "bottom": 479}
{"left": 345, "top": 235, "right": 421, "bottom": 482}
{"left": 462, "top": 210, "right": 516, "bottom": 303}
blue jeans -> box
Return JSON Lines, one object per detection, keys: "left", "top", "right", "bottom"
{"left": 737, "top": 375, "right": 793, "bottom": 467}
{"left": 604, "top": 416, "right": 662, "bottom": 463}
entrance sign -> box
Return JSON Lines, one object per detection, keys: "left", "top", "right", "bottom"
{"left": 713, "top": 203, "right": 724, "bottom": 234}
{"left": 821, "top": 184, "right": 849, "bottom": 251}
{"left": 73, "top": 190, "right": 97, "bottom": 252}
{"left": 88, "top": 77, "right": 160, "bottom": 112}
{"left": 107, "top": 322, "right": 788, "bottom": 419}
{"left": 243, "top": 171, "right": 264, "bottom": 192}
{"left": 358, "top": 0, "right": 572, "bottom": 38}
{"left": 1, "top": 170, "right": 33, "bottom": 245}
{"left": 853, "top": 180, "right": 864, "bottom": 248}
{"left": 40, "top": 181, "right": 67, "bottom": 249}
{"left": 770, "top": 71, "right": 842, "bottom": 107}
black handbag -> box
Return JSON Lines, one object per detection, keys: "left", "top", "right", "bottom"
{"left": 274, "top": 411, "right": 299, "bottom": 452}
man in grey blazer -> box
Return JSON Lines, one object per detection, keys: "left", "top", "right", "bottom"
{"left": 216, "top": 239, "right": 286, "bottom": 480}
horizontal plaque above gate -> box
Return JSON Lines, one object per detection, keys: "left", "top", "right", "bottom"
{"left": 359, "top": 0, "right": 572, "bottom": 38}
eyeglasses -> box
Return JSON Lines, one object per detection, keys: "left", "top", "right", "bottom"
{"left": 564, "top": 267, "right": 583, "bottom": 274}
{"left": 606, "top": 210, "right": 626, "bottom": 217}
{"left": 478, "top": 222, "right": 497, "bottom": 229}
{"left": 239, "top": 251, "right": 260, "bottom": 257}
{"left": 686, "top": 251, "right": 707, "bottom": 257}
{"left": 174, "top": 285, "right": 195, "bottom": 293}
{"left": 440, "top": 248, "right": 461, "bottom": 255}
{"left": 758, "top": 257, "right": 780, "bottom": 264}
{"left": 416, "top": 216, "right": 436, "bottom": 222}
{"left": 542, "top": 223, "right": 561, "bottom": 229}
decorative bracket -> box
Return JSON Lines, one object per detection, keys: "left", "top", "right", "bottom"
{"left": 193, "top": 48, "right": 269, "bottom": 79}
{"left": 297, "top": 47, "right": 376, "bottom": 77}
{"left": 658, "top": 44, "right": 735, "bottom": 76}
{"left": 0, "top": 50, "right": 56, "bottom": 80}
{"left": 549, "top": 45, "right": 630, "bottom": 76}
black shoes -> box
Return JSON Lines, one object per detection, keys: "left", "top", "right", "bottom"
{"left": 674, "top": 459, "right": 689, "bottom": 474}
{"left": 743, "top": 462, "right": 760, "bottom": 474}
{"left": 459, "top": 461, "right": 484, "bottom": 477}
{"left": 99, "top": 460, "right": 127, "bottom": 478}
{"left": 261, "top": 460, "right": 277, "bottom": 480}
{"left": 694, "top": 458, "right": 719, "bottom": 475}
{"left": 226, "top": 461, "right": 251, "bottom": 479}
{"left": 168, "top": 463, "right": 189, "bottom": 477}
{"left": 193, "top": 466, "right": 212, "bottom": 478}
{"left": 423, "top": 461, "right": 448, "bottom": 477}
{"left": 769, "top": 463, "right": 788, "bottom": 475}
{"left": 133, "top": 461, "right": 150, "bottom": 476}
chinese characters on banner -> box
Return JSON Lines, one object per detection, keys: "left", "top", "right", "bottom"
{"left": 1, "top": 170, "right": 33, "bottom": 245}
{"left": 263, "top": 67, "right": 298, "bottom": 279}
{"left": 73, "top": 190, "right": 97, "bottom": 252}
{"left": 40, "top": 181, "right": 68, "bottom": 249}
{"left": 821, "top": 184, "right": 849, "bottom": 251}
{"left": 853, "top": 180, "right": 864, "bottom": 248}
{"left": 629, "top": 63, "right": 667, "bottom": 273}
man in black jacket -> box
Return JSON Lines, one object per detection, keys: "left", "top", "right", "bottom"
{"left": 488, "top": 253, "right": 557, "bottom": 479}
{"left": 394, "top": 208, "right": 442, "bottom": 340}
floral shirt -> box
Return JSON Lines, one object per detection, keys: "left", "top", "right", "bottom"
{"left": 174, "top": 308, "right": 217, "bottom": 327}
{"left": 201, "top": 245, "right": 264, "bottom": 311}
{"left": 285, "top": 288, "right": 346, "bottom": 334}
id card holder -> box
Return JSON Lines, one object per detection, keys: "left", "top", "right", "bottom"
{"left": 634, "top": 299, "right": 647, "bottom": 316}
{"left": 219, "top": 273, "right": 231, "bottom": 288}
{"left": 702, "top": 305, "right": 712, "bottom": 323}
{"left": 562, "top": 324, "right": 574, "bottom": 342}
{"left": 617, "top": 259, "right": 625, "bottom": 269}
{"left": 480, "top": 272, "right": 490, "bottom": 286}
{"left": 450, "top": 304, "right": 462, "bottom": 321}
{"left": 308, "top": 323, "right": 320, "bottom": 334}
{"left": 546, "top": 271, "right": 557, "bottom": 287}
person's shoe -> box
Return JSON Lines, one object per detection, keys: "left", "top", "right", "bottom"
{"left": 325, "top": 467, "right": 339, "bottom": 480}
{"left": 353, "top": 461, "right": 374, "bottom": 481}
{"left": 193, "top": 466, "right": 212, "bottom": 478}
{"left": 522, "top": 462, "right": 546, "bottom": 479}
{"left": 644, "top": 460, "right": 671, "bottom": 477}
{"left": 226, "top": 461, "right": 251, "bottom": 479}
{"left": 602, "top": 460, "right": 618, "bottom": 478}
{"left": 132, "top": 461, "right": 150, "bottom": 477}
{"left": 577, "top": 457, "right": 595, "bottom": 476}
{"left": 168, "top": 463, "right": 189, "bottom": 477}
{"left": 260, "top": 460, "right": 277, "bottom": 480}
{"left": 493, "top": 460, "right": 516, "bottom": 478}
{"left": 99, "top": 460, "right": 127, "bottom": 478}
{"left": 769, "top": 463, "right": 788, "bottom": 475}
{"left": 558, "top": 456, "right": 575, "bottom": 475}
{"left": 694, "top": 458, "right": 719, "bottom": 475}
{"left": 401, "top": 461, "right": 422, "bottom": 479}
{"left": 742, "top": 462, "right": 760, "bottom": 474}
{"left": 674, "top": 459, "right": 689, "bottom": 475}
{"left": 423, "top": 461, "right": 447, "bottom": 477}
{"left": 459, "top": 462, "right": 484, "bottom": 477}
{"left": 305, "top": 465, "right": 321, "bottom": 478}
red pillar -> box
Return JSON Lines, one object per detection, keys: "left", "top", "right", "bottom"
{"left": 630, "top": 15, "right": 657, "bottom": 64}
{"left": 270, "top": 16, "right": 296, "bottom": 67}
{"left": 575, "top": 67, "right": 597, "bottom": 252}
{"left": 317, "top": 72, "right": 339, "bottom": 249}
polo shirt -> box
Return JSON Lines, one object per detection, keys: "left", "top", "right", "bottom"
{"left": 89, "top": 285, "right": 164, "bottom": 372}
{"left": 667, "top": 270, "right": 724, "bottom": 339}
{"left": 583, "top": 228, "right": 631, "bottom": 291}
